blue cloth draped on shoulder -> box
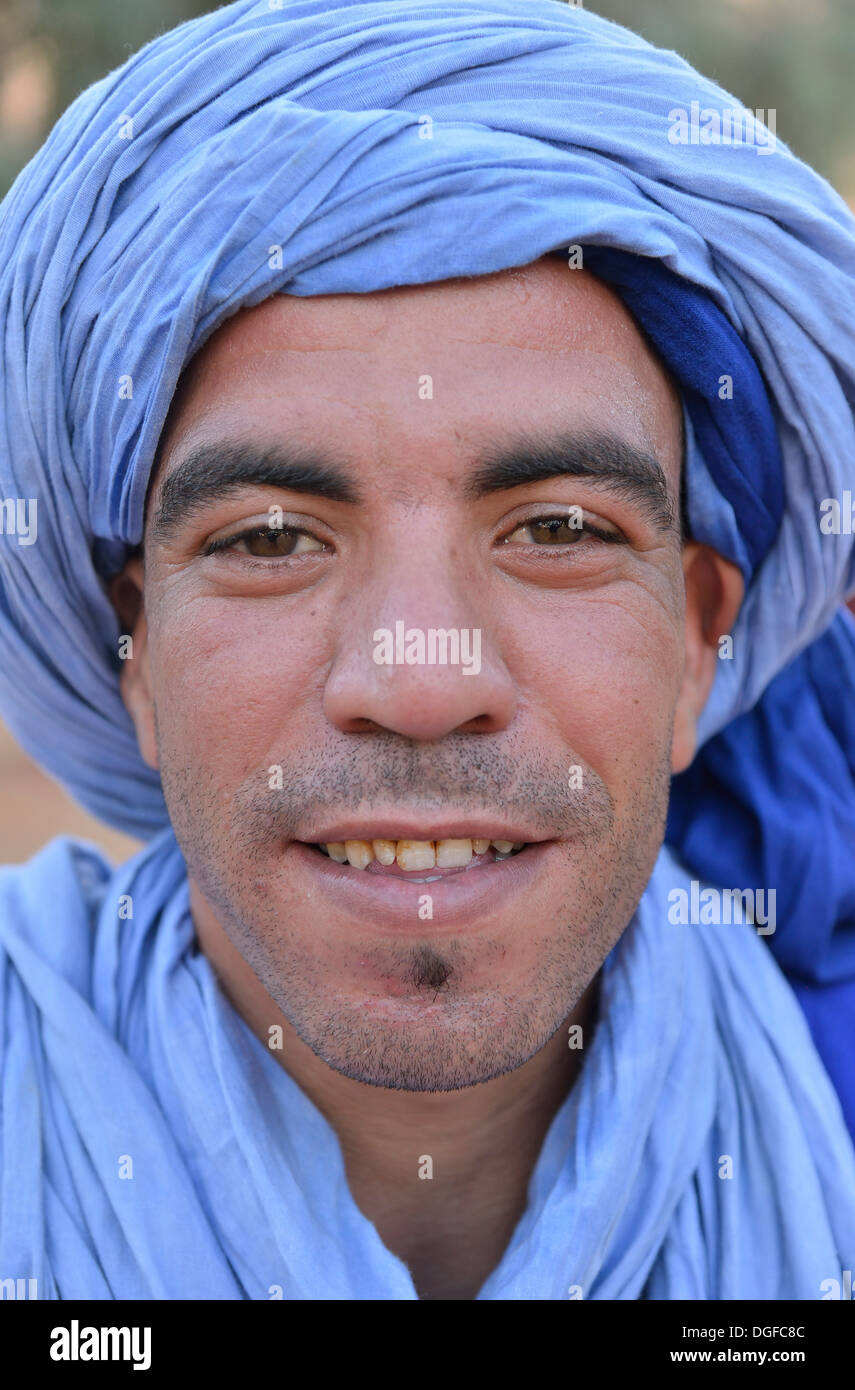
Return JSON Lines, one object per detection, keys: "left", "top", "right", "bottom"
{"left": 0, "top": 0, "right": 854, "bottom": 1297}
{"left": 3, "top": 832, "right": 854, "bottom": 1299}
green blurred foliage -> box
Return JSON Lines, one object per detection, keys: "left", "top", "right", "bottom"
{"left": 0, "top": 0, "right": 212, "bottom": 195}
{"left": 26, "top": 0, "right": 212, "bottom": 109}
{"left": 1, "top": 0, "right": 853, "bottom": 200}
{"left": 594, "top": 0, "right": 855, "bottom": 196}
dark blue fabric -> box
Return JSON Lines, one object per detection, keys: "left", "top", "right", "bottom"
{"left": 583, "top": 246, "right": 785, "bottom": 581}
{"left": 668, "top": 608, "right": 855, "bottom": 1138}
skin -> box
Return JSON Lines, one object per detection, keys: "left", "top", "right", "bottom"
{"left": 112, "top": 255, "right": 743, "bottom": 1300}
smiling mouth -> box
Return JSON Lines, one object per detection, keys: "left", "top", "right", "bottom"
{"left": 305, "top": 838, "right": 529, "bottom": 882}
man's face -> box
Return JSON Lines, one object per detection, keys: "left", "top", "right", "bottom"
{"left": 130, "top": 256, "right": 694, "bottom": 1091}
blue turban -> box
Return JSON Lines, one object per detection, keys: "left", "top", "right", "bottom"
{"left": 1, "top": 0, "right": 855, "bottom": 1299}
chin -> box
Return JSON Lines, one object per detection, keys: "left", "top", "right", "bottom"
{"left": 282, "top": 976, "right": 561, "bottom": 1092}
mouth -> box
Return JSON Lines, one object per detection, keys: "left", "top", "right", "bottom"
{"left": 306, "top": 837, "right": 528, "bottom": 882}
{"left": 289, "top": 831, "right": 554, "bottom": 935}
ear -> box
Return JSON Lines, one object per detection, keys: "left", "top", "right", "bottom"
{"left": 109, "top": 553, "right": 159, "bottom": 772}
{"left": 671, "top": 543, "right": 744, "bottom": 775}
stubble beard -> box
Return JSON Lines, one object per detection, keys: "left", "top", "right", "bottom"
{"left": 159, "top": 722, "right": 671, "bottom": 1091}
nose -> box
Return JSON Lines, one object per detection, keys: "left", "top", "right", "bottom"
{"left": 323, "top": 539, "right": 517, "bottom": 741}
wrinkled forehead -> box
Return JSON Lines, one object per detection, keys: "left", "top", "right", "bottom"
{"left": 147, "top": 257, "right": 684, "bottom": 519}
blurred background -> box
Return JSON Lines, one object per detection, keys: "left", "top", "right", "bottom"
{"left": 1, "top": 0, "right": 854, "bottom": 863}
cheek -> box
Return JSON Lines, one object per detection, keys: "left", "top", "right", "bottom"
{"left": 148, "top": 597, "right": 326, "bottom": 775}
{"left": 513, "top": 590, "right": 682, "bottom": 779}
{"left": 147, "top": 577, "right": 683, "bottom": 798}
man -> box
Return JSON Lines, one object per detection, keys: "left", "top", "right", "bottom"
{"left": 1, "top": 0, "right": 854, "bottom": 1300}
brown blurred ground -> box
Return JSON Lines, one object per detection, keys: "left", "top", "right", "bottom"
{"left": 0, "top": 719, "right": 142, "bottom": 866}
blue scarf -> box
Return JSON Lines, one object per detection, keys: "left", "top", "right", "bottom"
{"left": 2, "top": 831, "right": 852, "bottom": 1299}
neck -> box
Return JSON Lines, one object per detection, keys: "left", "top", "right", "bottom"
{"left": 323, "top": 995, "right": 597, "bottom": 1299}
{"left": 194, "top": 897, "right": 598, "bottom": 1300}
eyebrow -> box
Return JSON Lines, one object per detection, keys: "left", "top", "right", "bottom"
{"left": 148, "top": 428, "right": 676, "bottom": 544}
{"left": 149, "top": 441, "right": 360, "bottom": 543}
{"left": 465, "top": 429, "right": 675, "bottom": 531}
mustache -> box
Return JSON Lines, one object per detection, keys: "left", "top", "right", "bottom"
{"left": 230, "top": 732, "right": 615, "bottom": 843}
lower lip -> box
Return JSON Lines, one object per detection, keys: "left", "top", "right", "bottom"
{"left": 288, "top": 840, "right": 554, "bottom": 935}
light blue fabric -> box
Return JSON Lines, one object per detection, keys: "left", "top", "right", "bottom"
{"left": 2, "top": 832, "right": 853, "bottom": 1300}
{"left": 2, "top": 0, "right": 855, "bottom": 1299}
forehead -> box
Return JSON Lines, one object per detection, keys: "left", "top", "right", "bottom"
{"left": 152, "top": 255, "right": 683, "bottom": 499}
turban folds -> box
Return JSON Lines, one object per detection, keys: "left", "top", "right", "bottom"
{"left": 1, "top": 0, "right": 855, "bottom": 1297}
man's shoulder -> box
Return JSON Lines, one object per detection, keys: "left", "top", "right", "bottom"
{"left": 0, "top": 835, "right": 114, "bottom": 988}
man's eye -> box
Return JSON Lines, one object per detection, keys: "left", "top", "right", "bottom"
{"left": 503, "top": 515, "right": 622, "bottom": 546}
{"left": 205, "top": 527, "right": 326, "bottom": 558}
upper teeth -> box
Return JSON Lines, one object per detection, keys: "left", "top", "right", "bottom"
{"left": 319, "top": 838, "right": 525, "bottom": 870}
